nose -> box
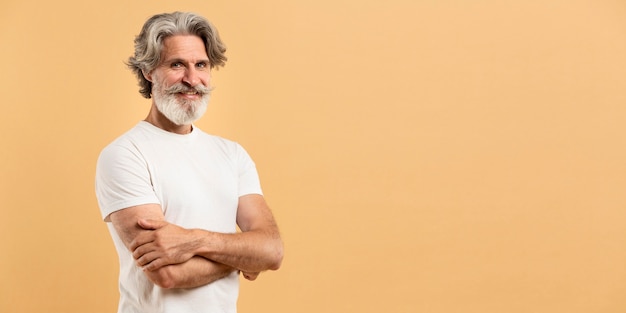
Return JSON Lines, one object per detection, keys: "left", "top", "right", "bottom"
{"left": 182, "top": 67, "right": 200, "bottom": 87}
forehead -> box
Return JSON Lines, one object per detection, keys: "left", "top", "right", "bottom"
{"left": 161, "top": 35, "right": 209, "bottom": 61}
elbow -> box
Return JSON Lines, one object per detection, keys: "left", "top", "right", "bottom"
{"left": 267, "top": 241, "right": 284, "bottom": 271}
{"left": 269, "top": 258, "right": 282, "bottom": 271}
{"left": 156, "top": 278, "right": 177, "bottom": 290}
{"left": 145, "top": 267, "right": 178, "bottom": 289}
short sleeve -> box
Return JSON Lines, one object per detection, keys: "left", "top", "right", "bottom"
{"left": 236, "top": 143, "right": 263, "bottom": 197}
{"left": 95, "top": 141, "right": 160, "bottom": 222}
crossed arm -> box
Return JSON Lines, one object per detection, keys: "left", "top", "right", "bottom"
{"left": 109, "top": 194, "right": 283, "bottom": 289}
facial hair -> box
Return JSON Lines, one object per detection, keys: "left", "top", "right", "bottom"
{"left": 152, "top": 80, "right": 212, "bottom": 126}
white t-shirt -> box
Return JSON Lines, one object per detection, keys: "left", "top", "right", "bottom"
{"left": 95, "top": 121, "right": 263, "bottom": 313}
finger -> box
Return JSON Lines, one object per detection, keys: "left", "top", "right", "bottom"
{"left": 142, "top": 257, "right": 167, "bottom": 272}
{"left": 132, "top": 243, "right": 152, "bottom": 260}
{"left": 136, "top": 251, "right": 159, "bottom": 267}
{"left": 243, "top": 272, "right": 259, "bottom": 281}
{"left": 129, "top": 234, "right": 154, "bottom": 252}
{"left": 137, "top": 218, "right": 167, "bottom": 230}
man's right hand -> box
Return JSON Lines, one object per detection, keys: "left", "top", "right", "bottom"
{"left": 242, "top": 271, "right": 260, "bottom": 281}
{"left": 109, "top": 204, "right": 237, "bottom": 289}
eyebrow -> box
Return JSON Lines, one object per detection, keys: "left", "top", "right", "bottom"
{"left": 163, "top": 58, "right": 211, "bottom": 65}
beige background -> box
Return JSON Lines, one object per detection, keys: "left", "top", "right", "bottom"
{"left": 2, "top": 0, "right": 626, "bottom": 312}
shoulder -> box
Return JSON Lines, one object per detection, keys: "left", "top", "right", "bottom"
{"left": 97, "top": 123, "right": 152, "bottom": 166}
{"left": 194, "top": 129, "right": 246, "bottom": 154}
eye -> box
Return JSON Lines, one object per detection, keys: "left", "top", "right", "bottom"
{"left": 196, "top": 62, "right": 208, "bottom": 69}
{"left": 171, "top": 62, "right": 183, "bottom": 68}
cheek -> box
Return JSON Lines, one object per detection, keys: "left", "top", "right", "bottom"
{"left": 200, "top": 73, "right": 211, "bottom": 86}
{"left": 156, "top": 71, "right": 184, "bottom": 87}
{"left": 166, "top": 75, "right": 184, "bottom": 86}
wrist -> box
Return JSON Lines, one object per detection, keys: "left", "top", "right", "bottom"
{"left": 192, "top": 228, "right": 218, "bottom": 258}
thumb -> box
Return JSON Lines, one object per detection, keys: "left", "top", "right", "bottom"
{"left": 242, "top": 271, "right": 260, "bottom": 281}
{"left": 137, "top": 218, "right": 167, "bottom": 230}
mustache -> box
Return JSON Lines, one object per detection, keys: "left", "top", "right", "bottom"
{"left": 165, "top": 83, "right": 212, "bottom": 96}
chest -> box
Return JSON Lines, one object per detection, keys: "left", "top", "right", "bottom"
{"left": 145, "top": 142, "right": 239, "bottom": 233}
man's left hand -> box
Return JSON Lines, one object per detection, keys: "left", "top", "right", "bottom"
{"left": 130, "top": 219, "right": 199, "bottom": 271}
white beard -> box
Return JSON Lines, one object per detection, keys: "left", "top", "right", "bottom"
{"left": 152, "top": 80, "right": 211, "bottom": 126}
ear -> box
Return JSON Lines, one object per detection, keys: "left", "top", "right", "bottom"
{"left": 142, "top": 69, "right": 153, "bottom": 82}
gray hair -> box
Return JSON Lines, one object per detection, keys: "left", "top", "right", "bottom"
{"left": 127, "top": 12, "right": 227, "bottom": 98}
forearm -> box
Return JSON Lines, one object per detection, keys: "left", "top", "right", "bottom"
{"left": 144, "top": 256, "right": 236, "bottom": 289}
{"left": 193, "top": 228, "right": 283, "bottom": 273}
{"left": 127, "top": 195, "right": 284, "bottom": 275}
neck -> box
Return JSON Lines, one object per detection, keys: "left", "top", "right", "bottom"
{"left": 144, "top": 104, "right": 193, "bottom": 135}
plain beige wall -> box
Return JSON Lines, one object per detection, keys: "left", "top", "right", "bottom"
{"left": 2, "top": 0, "right": 626, "bottom": 312}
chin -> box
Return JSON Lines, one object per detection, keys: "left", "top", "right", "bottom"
{"left": 157, "top": 96, "right": 209, "bottom": 126}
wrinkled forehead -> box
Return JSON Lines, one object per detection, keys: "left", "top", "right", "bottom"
{"left": 160, "top": 35, "right": 210, "bottom": 63}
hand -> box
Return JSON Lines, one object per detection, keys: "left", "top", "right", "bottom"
{"left": 130, "top": 219, "right": 199, "bottom": 271}
{"left": 242, "top": 271, "right": 260, "bottom": 281}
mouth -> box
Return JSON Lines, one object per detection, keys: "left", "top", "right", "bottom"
{"left": 165, "top": 83, "right": 211, "bottom": 99}
{"left": 176, "top": 89, "right": 202, "bottom": 99}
